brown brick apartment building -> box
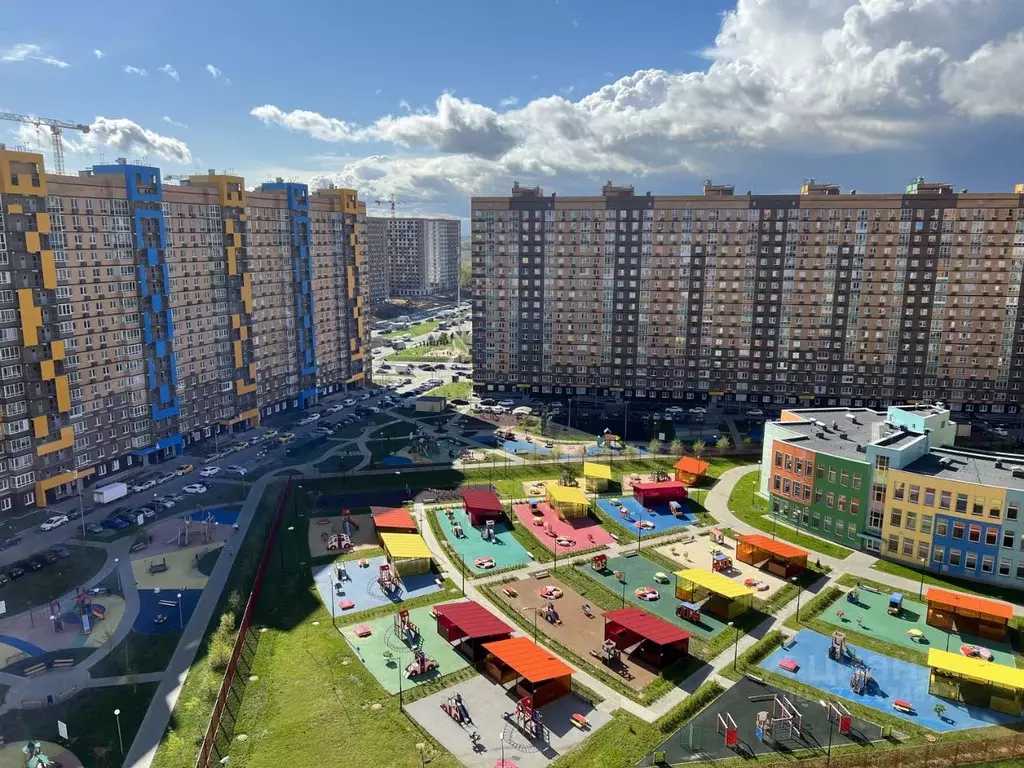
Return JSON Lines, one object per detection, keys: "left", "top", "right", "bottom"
{"left": 471, "top": 180, "right": 1024, "bottom": 416}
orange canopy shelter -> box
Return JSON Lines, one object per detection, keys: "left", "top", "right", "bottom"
{"left": 925, "top": 587, "right": 1013, "bottom": 642}
{"left": 735, "top": 534, "right": 809, "bottom": 578}
{"left": 673, "top": 457, "right": 710, "bottom": 486}
{"left": 371, "top": 507, "right": 417, "bottom": 535}
{"left": 482, "top": 636, "right": 573, "bottom": 707}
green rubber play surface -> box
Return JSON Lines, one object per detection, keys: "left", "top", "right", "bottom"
{"left": 819, "top": 586, "right": 1016, "bottom": 666}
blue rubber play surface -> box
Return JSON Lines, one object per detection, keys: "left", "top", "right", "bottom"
{"left": 189, "top": 508, "right": 239, "bottom": 525}
{"left": 761, "top": 629, "right": 1023, "bottom": 732}
{"left": 134, "top": 589, "right": 201, "bottom": 634}
{"left": 0, "top": 634, "right": 45, "bottom": 656}
{"left": 501, "top": 439, "right": 551, "bottom": 456}
{"left": 596, "top": 497, "right": 698, "bottom": 534}
{"left": 380, "top": 456, "right": 413, "bottom": 466}
{"left": 311, "top": 555, "right": 441, "bottom": 615}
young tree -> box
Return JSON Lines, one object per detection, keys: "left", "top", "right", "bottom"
{"left": 669, "top": 438, "right": 684, "bottom": 457}
{"left": 551, "top": 444, "right": 563, "bottom": 465}
{"left": 647, "top": 437, "right": 663, "bottom": 456}
{"left": 716, "top": 435, "right": 732, "bottom": 453}
{"left": 692, "top": 439, "right": 707, "bottom": 459}
{"left": 934, "top": 703, "right": 946, "bottom": 721}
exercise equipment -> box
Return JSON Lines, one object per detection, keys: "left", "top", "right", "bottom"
{"left": 394, "top": 609, "right": 420, "bottom": 648}
{"left": 441, "top": 691, "right": 471, "bottom": 724}
{"left": 505, "top": 696, "right": 547, "bottom": 742}
{"left": 892, "top": 698, "right": 913, "bottom": 713}
{"left": 405, "top": 648, "right": 438, "bottom": 678}
{"left": 827, "top": 700, "right": 853, "bottom": 735}
{"left": 755, "top": 695, "right": 803, "bottom": 743}
{"left": 717, "top": 712, "right": 739, "bottom": 748}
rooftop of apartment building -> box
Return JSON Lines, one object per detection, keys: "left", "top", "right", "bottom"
{"left": 775, "top": 407, "right": 930, "bottom": 462}
{"left": 902, "top": 450, "right": 1024, "bottom": 492}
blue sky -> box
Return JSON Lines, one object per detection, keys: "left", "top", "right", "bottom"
{"left": 4, "top": 0, "right": 1024, "bottom": 219}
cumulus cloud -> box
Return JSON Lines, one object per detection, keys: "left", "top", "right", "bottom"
{"left": 123, "top": 65, "right": 147, "bottom": 76}
{"left": 93, "top": 49, "right": 105, "bottom": 59}
{"left": 9, "top": 116, "right": 192, "bottom": 166}
{"left": 1, "top": 43, "right": 70, "bottom": 68}
{"left": 499, "top": 96, "right": 518, "bottom": 108}
{"left": 251, "top": 0, "right": 1024, "bottom": 209}
{"left": 206, "top": 63, "right": 231, "bottom": 85}
{"left": 159, "top": 64, "right": 179, "bottom": 81}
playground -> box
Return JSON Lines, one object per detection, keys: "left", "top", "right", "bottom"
{"left": 820, "top": 586, "right": 1015, "bottom": 666}
{"left": 651, "top": 536, "right": 789, "bottom": 600}
{"left": 0, "top": 591, "right": 127, "bottom": 661}
{"left": 339, "top": 605, "right": 469, "bottom": 693}
{"left": 136, "top": 515, "right": 233, "bottom": 559}
{"left": 379, "top": 436, "right": 466, "bottom": 466}
{"left": 130, "top": 543, "right": 224, "bottom": 590}
{"left": 511, "top": 502, "right": 615, "bottom": 555}
{"left": 133, "top": 588, "right": 201, "bottom": 634}
{"left": 761, "top": 628, "right": 1022, "bottom": 732}
{"left": 306, "top": 511, "right": 377, "bottom": 559}
{"left": 310, "top": 555, "right": 441, "bottom": 615}
{"left": 595, "top": 497, "right": 698, "bottom": 536}
{"left": 499, "top": 437, "right": 552, "bottom": 457}
{"left": 0, "top": 741, "right": 82, "bottom": 768}
{"left": 431, "top": 506, "right": 532, "bottom": 574}
{"left": 496, "top": 575, "right": 657, "bottom": 689}
{"left": 640, "top": 677, "right": 878, "bottom": 764}
{"left": 580, "top": 554, "right": 731, "bottom": 641}
{"left": 405, "top": 673, "right": 611, "bottom": 768}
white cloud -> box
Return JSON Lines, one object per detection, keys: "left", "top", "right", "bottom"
{"left": 68, "top": 117, "right": 190, "bottom": 164}
{"left": 399, "top": 99, "right": 411, "bottom": 111}
{"left": 376, "top": 88, "right": 382, "bottom": 95}
{"left": 1, "top": 43, "right": 70, "bottom": 68}
{"left": 248, "top": 0, "right": 1024, "bottom": 211}
{"left": 499, "top": 96, "right": 519, "bottom": 108}
{"left": 572, "top": 18, "right": 578, "bottom": 27}
{"left": 161, "top": 116, "right": 188, "bottom": 129}
{"left": 123, "top": 65, "right": 148, "bottom": 76}
{"left": 159, "top": 64, "right": 179, "bottom": 81}
{"left": 205, "top": 63, "right": 231, "bottom": 85}
{"left": 93, "top": 49, "right": 105, "bottom": 59}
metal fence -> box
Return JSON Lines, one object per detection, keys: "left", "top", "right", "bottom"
{"left": 194, "top": 477, "right": 293, "bottom": 768}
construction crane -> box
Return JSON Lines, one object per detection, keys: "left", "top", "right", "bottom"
{"left": 0, "top": 112, "right": 90, "bottom": 176}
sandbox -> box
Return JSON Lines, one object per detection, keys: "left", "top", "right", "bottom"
{"left": 651, "top": 537, "right": 788, "bottom": 600}
{"left": 306, "top": 513, "right": 378, "bottom": 559}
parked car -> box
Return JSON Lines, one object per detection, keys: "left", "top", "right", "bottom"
{"left": 233, "top": 442, "right": 248, "bottom": 452}
{"left": 39, "top": 515, "right": 69, "bottom": 531}
{"left": 343, "top": 398, "right": 356, "bottom": 407}
{"left": 102, "top": 516, "right": 130, "bottom": 530}
{"left": 35, "top": 551, "right": 58, "bottom": 565}
{"left": 152, "top": 497, "right": 175, "bottom": 510}
{"left": 175, "top": 464, "right": 194, "bottom": 476}
{"left": 6, "top": 566, "right": 25, "bottom": 580}
{"left": 689, "top": 407, "right": 708, "bottom": 415}
{"left": 49, "top": 544, "right": 71, "bottom": 558}
{"left": 746, "top": 409, "right": 764, "bottom": 418}
{"left": 199, "top": 466, "right": 221, "bottom": 478}
{"left": 263, "top": 430, "right": 279, "bottom": 440}
{"left": 85, "top": 523, "right": 105, "bottom": 534}
{"left": 157, "top": 473, "right": 176, "bottom": 485}
{"left": 131, "top": 479, "right": 158, "bottom": 493}
{"left": 226, "top": 465, "right": 248, "bottom": 476}
{"left": 328, "top": 404, "right": 344, "bottom": 413}
{"left": 183, "top": 483, "right": 208, "bottom": 494}
{"left": 0, "top": 573, "right": 10, "bottom": 587}
{"left": 279, "top": 433, "right": 295, "bottom": 443}
{"left": 0, "top": 536, "right": 22, "bottom": 550}
{"left": 17, "top": 558, "right": 42, "bottom": 572}
{"left": 140, "top": 506, "right": 159, "bottom": 518}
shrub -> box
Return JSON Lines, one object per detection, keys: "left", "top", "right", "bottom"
{"left": 656, "top": 680, "right": 725, "bottom": 734}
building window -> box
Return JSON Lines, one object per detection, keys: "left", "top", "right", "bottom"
{"left": 828, "top": 467, "right": 837, "bottom": 483}
{"left": 774, "top": 475, "right": 781, "bottom": 491}
{"left": 826, "top": 492, "right": 835, "bottom": 508}
{"left": 793, "top": 481, "right": 801, "bottom": 498}
{"left": 939, "top": 491, "right": 951, "bottom": 510}
{"left": 785, "top": 455, "right": 792, "bottom": 471}
{"left": 949, "top": 549, "right": 962, "bottom": 568}
{"left": 848, "top": 526, "right": 856, "bottom": 540}
{"left": 1003, "top": 530, "right": 1016, "bottom": 550}
{"left": 981, "top": 555, "right": 994, "bottom": 574}
{"left": 838, "top": 495, "right": 847, "bottom": 512}
{"left": 968, "top": 524, "right": 981, "bottom": 543}
{"left": 905, "top": 511, "right": 917, "bottom": 531}
{"left": 815, "top": 489, "right": 823, "bottom": 504}
{"left": 774, "top": 451, "right": 782, "bottom": 468}
{"left": 783, "top": 479, "right": 791, "bottom": 494}
{"left": 890, "top": 508, "right": 902, "bottom": 528}
{"left": 922, "top": 487, "right": 933, "bottom": 506}
{"left": 806, "top": 463, "right": 814, "bottom": 477}
{"left": 902, "top": 537, "right": 914, "bottom": 557}
{"left": 999, "top": 558, "right": 1011, "bottom": 577}
{"left": 965, "top": 551, "right": 978, "bottom": 571}
{"left": 972, "top": 499, "right": 984, "bottom": 517}
{"left": 985, "top": 527, "right": 998, "bottom": 547}
{"left": 917, "top": 541, "right": 929, "bottom": 561}
{"left": 812, "top": 512, "right": 821, "bottom": 528}
{"left": 894, "top": 481, "right": 905, "bottom": 500}
{"left": 824, "top": 516, "right": 832, "bottom": 531}
{"left": 989, "top": 502, "right": 1001, "bottom": 519}
{"left": 887, "top": 534, "right": 899, "bottom": 553}
{"left": 852, "top": 474, "right": 862, "bottom": 490}
{"left": 933, "top": 546, "right": 945, "bottom": 564}
{"left": 876, "top": 455, "right": 890, "bottom": 471}
{"left": 1008, "top": 501, "right": 1019, "bottom": 521}
{"left": 951, "top": 521, "right": 964, "bottom": 540}
{"left": 804, "top": 485, "right": 812, "bottom": 502}
{"left": 840, "top": 470, "right": 849, "bottom": 486}
{"left": 955, "top": 493, "right": 968, "bottom": 514}
{"left": 869, "top": 509, "right": 883, "bottom": 530}
{"left": 1017, "top": 563, "right": 1024, "bottom": 580}
{"left": 911, "top": 485, "right": 921, "bottom": 504}
{"left": 921, "top": 515, "right": 933, "bottom": 535}
{"left": 816, "top": 464, "right": 824, "bottom": 479}
{"left": 851, "top": 498, "right": 860, "bottom": 516}
{"left": 794, "top": 459, "right": 803, "bottom": 475}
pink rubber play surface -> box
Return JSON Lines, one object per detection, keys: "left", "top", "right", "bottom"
{"left": 511, "top": 502, "right": 615, "bottom": 553}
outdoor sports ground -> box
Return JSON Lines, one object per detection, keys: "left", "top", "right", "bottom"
{"left": 761, "top": 628, "right": 1022, "bottom": 732}
{"left": 596, "top": 497, "right": 698, "bottom": 536}
{"left": 580, "top": 554, "right": 735, "bottom": 640}
{"left": 431, "top": 505, "right": 533, "bottom": 573}
{"left": 639, "top": 677, "right": 879, "bottom": 764}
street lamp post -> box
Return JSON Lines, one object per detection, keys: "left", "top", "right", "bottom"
{"left": 286, "top": 525, "right": 295, "bottom": 573}
{"left": 753, "top": 461, "right": 761, "bottom": 505}
{"left": 792, "top": 575, "right": 803, "bottom": 622}
{"left": 918, "top": 557, "right": 927, "bottom": 600}
{"left": 398, "top": 654, "right": 404, "bottom": 710}
{"left": 332, "top": 581, "right": 339, "bottom": 626}
{"left": 500, "top": 732, "right": 505, "bottom": 766}
{"left": 620, "top": 578, "right": 627, "bottom": 608}
{"left": 114, "top": 708, "right": 124, "bottom": 755}
{"left": 113, "top": 557, "right": 122, "bottom": 595}
{"left": 177, "top": 592, "right": 183, "bottom": 629}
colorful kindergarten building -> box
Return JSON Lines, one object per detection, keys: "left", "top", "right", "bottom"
{"left": 0, "top": 149, "right": 369, "bottom": 513}
{"left": 761, "top": 404, "right": 1024, "bottom": 587}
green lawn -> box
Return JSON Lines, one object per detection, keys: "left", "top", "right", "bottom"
{"left": 386, "top": 344, "right": 467, "bottom": 363}
{"left": 0, "top": 543, "right": 108, "bottom": 613}
{"left": 0, "top": 683, "right": 157, "bottom": 768}
{"left": 869, "top": 558, "right": 1024, "bottom": 603}
{"left": 311, "top": 453, "right": 363, "bottom": 474}
{"left": 89, "top": 628, "right": 182, "bottom": 678}
{"left": 425, "top": 380, "right": 471, "bottom": 400}
{"left": 381, "top": 319, "right": 441, "bottom": 339}
{"left": 369, "top": 420, "right": 418, "bottom": 439}
{"left": 727, "top": 472, "right": 854, "bottom": 560}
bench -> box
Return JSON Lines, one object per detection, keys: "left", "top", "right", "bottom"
{"left": 533, "top": 570, "right": 550, "bottom": 579}
{"left": 24, "top": 663, "right": 46, "bottom": 677}
{"left": 158, "top": 600, "right": 177, "bottom": 607}
{"left": 149, "top": 559, "right": 168, "bottom": 574}
{"left": 52, "top": 658, "right": 74, "bottom": 669}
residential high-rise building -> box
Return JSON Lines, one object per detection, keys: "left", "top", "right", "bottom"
{"left": 471, "top": 180, "right": 1024, "bottom": 417}
{"left": 0, "top": 150, "right": 367, "bottom": 514}
{"left": 761, "top": 404, "right": 1024, "bottom": 589}
{"left": 365, "top": 216, "right": 460, "bottom": 303}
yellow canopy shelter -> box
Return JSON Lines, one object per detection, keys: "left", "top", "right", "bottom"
{"left": 674, "top": 568, "right": 755, "bottom": 621}
{"left": 927, "top": 648, "right": 1024, "bottom": 715}
{"left": 583, "top": 461, "right": 613, "bottom": 492}
{"left": 380, "top": 532, "right": 433, "bottom": 576}
{"left": 546, "top": 483, "right": 591, "bottom": 519}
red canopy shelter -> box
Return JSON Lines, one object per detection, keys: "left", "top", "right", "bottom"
{"left": 602, "top": 606, "right": 691, "bottom": 668}
{"left": 633, "top": 480, "right": 688, "bottom": 506}
{"left": 462, "top": 487, "right": 505, "bottom": 526}
{"left": 435, "top": 600, "right": 513, "bottom": 661}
